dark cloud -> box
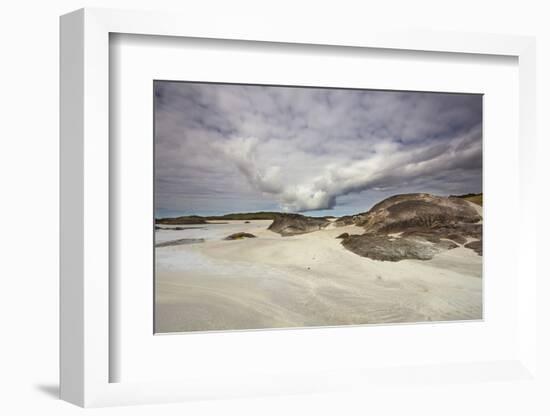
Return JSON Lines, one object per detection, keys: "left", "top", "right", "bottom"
{"left": 155, "top": 82, "right": 482, "bottom": 216}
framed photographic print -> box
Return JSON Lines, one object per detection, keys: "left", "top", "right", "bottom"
{"left": 60, "top": 8, "right": 538, "bottom": 407}
{"left": 153, "top": 81, "right": 483, "bottom": 334}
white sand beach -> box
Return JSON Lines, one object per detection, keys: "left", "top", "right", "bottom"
{"left": 155, "top": 219, "right": 482, "bottom": 333}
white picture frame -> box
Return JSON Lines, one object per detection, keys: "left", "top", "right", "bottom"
{"left": 60, "top": 7, "right": 538, "bottom": 407}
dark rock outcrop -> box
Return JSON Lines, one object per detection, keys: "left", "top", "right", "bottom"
{"left": 399, "top": 223, "right": 482, "bottom": 245}
{"left": 268, "top": 213, "right": 330, "bottom": 236}
{"left": 464, "top": 240, "right": 482, "bottom": 256}
{"left": 336, "top": 233, "right": 350, "bottom": 239}
{"left": 337, "top": 193, "right": 482, "bottom": 261}
{"left": 342, "top": 234, "right": 458, "bottom": 261}
{"left": 339, "top": 193, "right": 481, "bottom": 233}
{"left": 224, "top": 232, "right": 257, "bottom": 240}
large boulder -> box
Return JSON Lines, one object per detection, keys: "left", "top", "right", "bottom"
{"left": 399, "top": 223, "right": 482, "bottom": 245}
{"left": 337, "top": 193, "right": 482, "bottom": 261}
{"left": 337, "top": 193, "right": 481, "bottom": 233}
{"left": 224, "top": 232, "right": 256, "bottom": 240}
{"left": 464, "top": 239, "right": 482, "bottom": 256}
{"left": 268, "top": 213, "right": 330, "bottom": 236}
{"left": 341, "top": 234, "right": 458, "bottom": 261}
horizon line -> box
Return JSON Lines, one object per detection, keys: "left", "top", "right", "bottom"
{"left": 155, "top": 191, "right": 482, "bottom": 219}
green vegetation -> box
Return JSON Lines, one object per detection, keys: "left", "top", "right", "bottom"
{"left": 452, "top": 193, "right": 483, "bottom": 206}
{"left": 156, "top": 211, "right": 333, "bottom": 224}
{"left": 156, "top": 212, "right": 284, "bottom": 224}
{"left": 207, "top": 212, "right": 282, "bottom": 221}
{"left": 155, "top": 215, "right": 207, "bottom": 225}
{"left": 463, "top": 194, "right": 482, "bottom": 206}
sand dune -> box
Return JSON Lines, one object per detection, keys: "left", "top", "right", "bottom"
{"left": 155, "top": 219, "right": 482, "bottom": 333}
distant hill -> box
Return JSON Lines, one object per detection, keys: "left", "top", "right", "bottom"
{"left": 451, "top": 193, "right": 483, "bottom": 206}
{"left": 207, "top": 212, "right": 282, "bottom": 221}
{"left": 155, "top": 215, "right": 207, "bottom": 225}
{"left": 156, "top": 211, "right": 284, "bottom": 224}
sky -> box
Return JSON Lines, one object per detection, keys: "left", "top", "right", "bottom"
{"left": 154, "top": 81, "right": 482, "bottom": 218}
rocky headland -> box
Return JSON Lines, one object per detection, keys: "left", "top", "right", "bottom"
{"left": 335, "top": 193, "right": 482, "bottom": 261}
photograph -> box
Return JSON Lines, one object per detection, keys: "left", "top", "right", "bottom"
{"left": 154, "top": 81, "right": 483, "bottom": 333}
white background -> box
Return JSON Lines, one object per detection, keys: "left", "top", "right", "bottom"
{"left": 1, "top": 1, "right": 549, "bottom": 415}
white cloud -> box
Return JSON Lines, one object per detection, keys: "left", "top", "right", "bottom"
{"left": 214, "top": 124, "right": 481, "bottom": 212}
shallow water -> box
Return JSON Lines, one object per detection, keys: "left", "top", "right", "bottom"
{"left": 155, "top": 220, "right": 275, "bottom": 275}
{"left": 154, "top": 220, "right": 271, "bottom": 243}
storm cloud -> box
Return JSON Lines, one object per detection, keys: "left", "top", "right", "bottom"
{"left": 154, "top": 82, "right": 482, "bottom": 217}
